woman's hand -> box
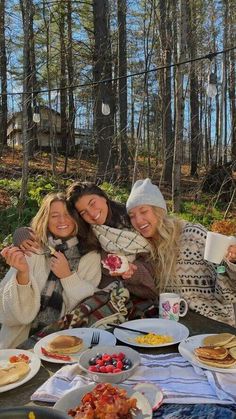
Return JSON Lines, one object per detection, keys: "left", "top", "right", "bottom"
{"left": 19, "top": 231, "right": 41, "bottom": 256}
{"left": 110, "top": 263, "right": 138, "bottom": 279}
{"left": 50, "top": 251, "right": 72, "bottom": 279}
{"left": 226, "top": 244, "right": 236, "bottom": 263}
{"left": 1, "top": 246, "right": 29, "bottom": 284}
{"left": 121, "top": 263, "right": 138, "bottom": 279}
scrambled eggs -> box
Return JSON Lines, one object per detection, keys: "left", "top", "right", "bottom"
{"left": 135, "top": 333, "right": 173, "bottom": 345}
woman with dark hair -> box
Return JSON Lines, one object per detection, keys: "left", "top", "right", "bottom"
{"left": 66, "top": 181, "right": 157, "bottom": 301}
{"left": 66, "top": 181, "right": 130, "bottom": 229}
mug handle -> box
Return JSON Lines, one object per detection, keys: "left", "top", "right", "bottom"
{"left": 179, "top": 298, "right": 188, "bottom": 317}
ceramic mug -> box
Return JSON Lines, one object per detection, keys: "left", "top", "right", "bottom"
{"left": 204, "top": 231, "right": 236, "bottom": 264}
{"left": 159, "top": 292, "right": 188, "bottom": 321}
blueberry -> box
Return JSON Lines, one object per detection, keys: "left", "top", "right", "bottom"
{"left": 89, "top": 357, "right": 97, "bottom": 365}
{"left": 95, "top": 353, "right": 102, "bottom": 360}
{"left": 123, "top": 364, "right": 131, "bottom": 370}
{"left": 104, "top": 360, "right": 112, "bottom": 366}
{"left": 112, "top": 359, "right": 117, "bottom": 367}
{"left": 123, "top": 358, "right": 132, "bottom": 367}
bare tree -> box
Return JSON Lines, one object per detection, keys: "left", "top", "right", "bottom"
{"left": 159, "top": 0, "right": 173, "bottom": 184}
{"left": 172, "top": 0, "right": 186, "bottom": 212}
{"left": 66, "top": 0, "right": 75, "bottom": 154}
{"left": 228, "top": 0, "right": 236, "bottom": 162}
{"left": 19, "top": 0, "right": 33, "bottom": 203}
{"left": 0, "top": 0, "right": 7, "bottom": 153}
{"left": 186, "top": 1, "right": 200, "bottom": 177}
{"left": 93, "top": 0, "right": 115, "bottom": 182}
{"left": 118, "top": 0, "right": 129, "bottom": 183}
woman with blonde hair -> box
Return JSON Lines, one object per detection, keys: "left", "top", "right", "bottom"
{"left": 126, "top": 178, "right": 236, "bottom": 326}
{"left": 0, "top": 192, "right": 101, "bottom": 349}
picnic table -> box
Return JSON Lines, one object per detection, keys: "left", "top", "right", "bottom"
{"left": 1, "top": 310, "right": 236, "bottom": 417}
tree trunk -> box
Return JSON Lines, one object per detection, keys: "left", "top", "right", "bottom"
{"left": 186, "top": 1, "right": 200, "bottom": 177}
{"left": 19, "top": 0, "right": 32, "bottom": 204}
{"left": 66, "top": 0, "right": 75, "bottom": 154}
{"left": 58, "top": 4, "right": 68, "bottom": 164}
{"left": 172, "top": 0, "right": 186, "bottom": 212}
{"left": 118, "top": 0, "right": 129, "bottom": 183}
{"left": 29, "top": 0, "right": 37, "bottom": 156}
{"left": 93, "top": 0, "right": 115, "bottom": 182}
{"left": 0, "top": 0, "right": 7, "bottom": 153}
{"left": 229, "top": 0, "right": 236, "bottom": 161}
{"left": 42, "top": 1, "right": 56, "bottom": 175}
{"left": 159, "top": 0, "right": 173, "bottom": 185}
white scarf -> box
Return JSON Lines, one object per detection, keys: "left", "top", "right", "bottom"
{"left": 91, "top": 224, "right": 151, "bottom": 262}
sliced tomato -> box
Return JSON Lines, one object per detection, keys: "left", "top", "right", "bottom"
{"left": 9, "top": 353, "right": 30, "bottom": 363}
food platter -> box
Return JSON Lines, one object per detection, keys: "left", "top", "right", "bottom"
{"left": 0, "top": 349, "right": 41, "bottom": 393}
{"left": 54, "top": 383, "right": 152, "bottom": 419}
{"left": 34, "top": 328, "right": 116, "bottom": 364}
{"left": 113, "top": 319, "right": 189, "bottom": 348}
{"left": 178, "top": 334, "right": 236, "bottom": 373}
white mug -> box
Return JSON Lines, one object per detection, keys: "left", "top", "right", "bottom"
{"left": 159, "top": 293, "right": 188, "bottom": 321}
{"left": 204, "top": 232, "right": 236, "bottom": 264}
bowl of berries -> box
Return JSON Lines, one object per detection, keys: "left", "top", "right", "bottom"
{"left": 77, "top": 345, "right": 141, "bottom": 384}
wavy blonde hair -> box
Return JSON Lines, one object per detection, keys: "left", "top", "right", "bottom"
{"left": 30, "top": 192, "right": 78, "bottom": 247}
{"left": 149, "top": 207, "right": 184, "bottom": 292}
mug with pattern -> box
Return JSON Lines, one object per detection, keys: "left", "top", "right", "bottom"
{"left": 159, "top": 292, "right": 188, "bottom": 321}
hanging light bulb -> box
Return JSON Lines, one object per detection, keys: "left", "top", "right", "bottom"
{"left": 33, "top": 105, "right": 40, "bottom": 123}
{"left": 207, "top": 72, "right": 217, "bottom": 99}
{"left": 101, "top": 100, "right": 110, "bottom": 116}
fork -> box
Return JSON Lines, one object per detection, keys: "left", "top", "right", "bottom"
{"left": 89, "top": 331, "right": 100, "bottom": 348}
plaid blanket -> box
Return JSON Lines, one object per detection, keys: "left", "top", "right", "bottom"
{"left": 18, "top": 281, "right": 157, "bottom": 350}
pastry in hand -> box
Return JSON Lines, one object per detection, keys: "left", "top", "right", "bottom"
{"left": 102, "top": 254, "right": 129, "bottom": 274}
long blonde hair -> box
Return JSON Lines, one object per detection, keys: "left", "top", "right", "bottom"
{"left": 31, "top": 192, "right": 78, "bottom": 247}
{"left": 150, "top": 207, "right": 184, "bottom": 292}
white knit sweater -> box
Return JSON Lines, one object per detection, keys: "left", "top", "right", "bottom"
{"left": 0, "top": 251, "right": 101, "bottom": 348}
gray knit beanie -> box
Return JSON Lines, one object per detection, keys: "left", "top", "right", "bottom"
{"left": 126, "top": 178, "right": 167, "bottom": 212}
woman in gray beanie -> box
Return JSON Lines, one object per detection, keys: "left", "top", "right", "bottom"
{"left": 126, "top": 178, "right": 236, "bottom": 326}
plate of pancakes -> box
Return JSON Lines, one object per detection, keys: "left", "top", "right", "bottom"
{"left": 178, "top": 333, "right": 236, "bottom": 373}
{"left": 34, "top": 328, "right": 116, "bottom": 364}
{"left": 0, "top": 349, "right": 41, "bottom": 393}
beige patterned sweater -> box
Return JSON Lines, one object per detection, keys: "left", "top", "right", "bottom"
{"left": 173, "top": 223, "right": 236, "bottom": 326}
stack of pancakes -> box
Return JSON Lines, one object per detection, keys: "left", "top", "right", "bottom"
{"left": 194, "top": 333, "right": 236, "bottom": 368}
{"left": 46, "top": 335, "right": 84, "bottom": 354}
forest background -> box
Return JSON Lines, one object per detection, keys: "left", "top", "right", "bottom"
{"left": 0, "top": 0, "right": 235, "bottom": 274}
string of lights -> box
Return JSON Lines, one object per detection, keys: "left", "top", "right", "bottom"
{"left": 0, "top": 45, "right": 235, "bottom": 98}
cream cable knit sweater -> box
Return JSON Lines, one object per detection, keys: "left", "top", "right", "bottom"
{"left": 0, "top": 251, "right": 101, "bottom": 349}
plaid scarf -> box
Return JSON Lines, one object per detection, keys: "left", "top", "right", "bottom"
{"left": 30, "top": 236, "right": 81, "bottom": 335}
{"left": 91, "top": 224, "right": 151, "bottom": 262}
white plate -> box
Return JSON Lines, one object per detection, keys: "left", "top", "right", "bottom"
{"left": 0, "top": 349, "right": 41, "bottom": 393}
{"left": 113, "top": 319, "right": 189, "bottom": 348}
{"left": 178, "top": 334, "right": 236, "bottom": 373}
{"left": 54, "top": 383, "right": 152, "bottom": 419}
{"left": 34, "top": 328, "right": 116, "bottom": 364}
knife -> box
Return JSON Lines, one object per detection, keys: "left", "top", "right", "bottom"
{"left": 107, "top": 323, "right": 150, "bottom": 335}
